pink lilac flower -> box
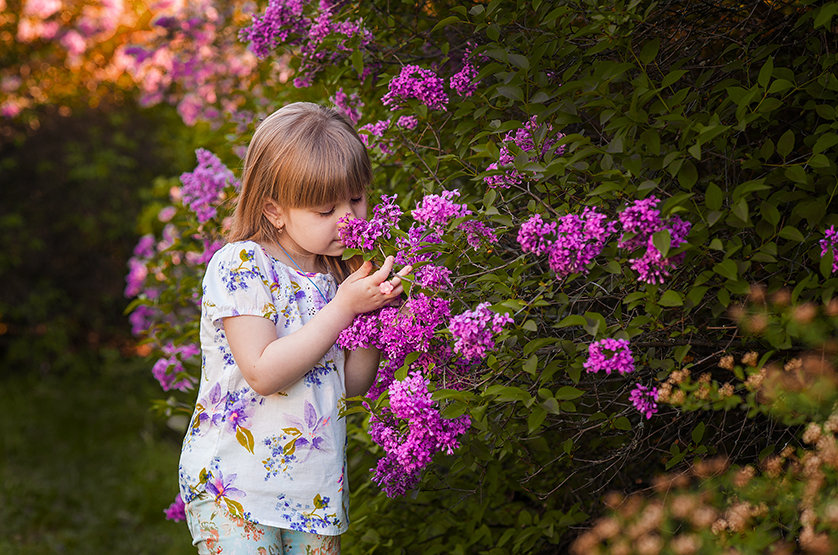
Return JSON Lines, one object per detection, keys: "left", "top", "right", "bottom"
{"left": 546, "top": 207, "right": 618, "bottom": 277}
{"left": 449, "top": 303, "right": 513, "bottom": 362}
{"left": 180, "top": 149, "right": 240, "bottom": 223}
{"left": 484, "top": 115, "right": 566, "bottom": 188}
{"left": 395, "top": 223, "right": 443, "bottom": 266}
{"left": 618, "top": 196, "right": 692, "bottom": 284}
{"left": 369, "top": 372, "right": 470, "bottom": 497}
{"left": 124, "top": 258, "right": 148, "bottom": 297}
{"left": 397, "top": 115, "right": 418, "bottom": 130}
{"left": 358, "top": 119, "right": 393, "bottom": 155}
{"left": 330, "top": 87, "right": 363, "bottom": 124}
{"left": 152, "top": 343, "right": 200, "bottom": 391}
{"left": 338, "top": 194, "right": 402, "bottom": 250}
{"left": 449, "top": 44, "right": 480, "bottom": 97}
{"left": 129, "top": 304, "right": 155, "bottom": 336}
{"left": 414, "top": 264, "right": 452, "bottom": 290}
{"left": 412, "top": 190, "right": 471, "bottom": 229}
{"left": 381, "top": 65, "right": 449, "bottom": 111}
{"left": 630, "top": 383, "right": 659, "bottom": 419}
{"left": 458, "top": 220, "right": 498, "bottom": 249}
{"left": 164, "top": 494, "right": 186, "bottom": 522}
{"left": 338, "top": 294, "right": 452, "bottom": 398}
{"left": 820, "top": 225, "right": 838, "bottom": 273}
{"left": 584, "top": 338, "right": 635, "bottom": 375}
{"left": 518, "top": 214, "right": 557, "bottom": 256}
{"left": 238, "top": 0, "right": 307, "bottom": 59}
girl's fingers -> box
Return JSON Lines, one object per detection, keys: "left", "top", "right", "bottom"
{"left": 371, "top": 256, "right": 394, "bottom": 283}
{"left": 349, "top": 260, "right": 373, "bottom": 281}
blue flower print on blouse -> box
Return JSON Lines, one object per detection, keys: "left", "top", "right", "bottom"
{"left": 304, "top": 357, "right": 338, "bottom": 387}
{"left": 262, "top": 401, "right": 332, "bottom": 479}
{"left": 221, "top": 248, "right": 267, "bottom": 293}
{"left": 275, "top": 492, "right": 342, "bottom": 533}
{"left": 189, "top": 384, "right": 262, "bottom": 454}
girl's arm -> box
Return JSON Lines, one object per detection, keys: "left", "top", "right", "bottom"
{"left": 224, "top": 257, "right": 408, "bottom": 396}
{"left": 344, "top": 347, "right": 381, "bottom": 398}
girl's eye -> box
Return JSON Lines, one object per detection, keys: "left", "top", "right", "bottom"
{"left": 319, "top": 207, "right": 335, "bottom": 216}
{"left": 350, "top": 197, "right": 363, "bottom": 204}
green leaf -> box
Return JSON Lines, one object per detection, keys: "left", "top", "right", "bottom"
{"left": 813, "top": 132, "right": 838, "bottom": 155}
{"left": 639, "top": 39, "right": 660, "bottom": 64}
{"left": 431, "top": 15, "right": 462, "bottom": 33}
{"left": 691, "top": 421, "right": 706, "bottom": 444}
{"left": 777, "top": 129, "right": 795, "bottom": 158}
{"left": 778, "top": 225, "right": 805, "bottom": 243}
{"left": 508, "top": 53, "right": 529, "bottom": 71}
{"left": 652, "top": 229, "right": 672, "bottom": 258}
{"left": 484, "top": 385, "right": 530, "bottom": 402}
{"left": 713, "top": 259, "right": 738, "bottom": 281}
{"left": 613, "top": 416, "right": 631, "bottom": 431}
{"left": 523, "top": 354, "right": 538, "bottom": 375}
{"left": 821, "top": 246, "right": 835, "bottom": 279}
{"left": 705, "top": 183, "right": 723, "bottom": 210}
{"left": 814, "top": 2, "right": 838, "bottom": 28}
{"left": 757, "top": 57, "right": 773, "bottom": 89}
{"left": 527, "top": 406, "right": 548, "bottom": 434}
{"left": 497, "top": 85, "right": 524, "bottom": 102}
{"left": 554, "top": 386, "right": 584, "bottom": 400}
{"left": 351, "top": 48, "right": 364, "bottom": 76}
{"left": 659, "top": 290, "right": 684, "bottom": 307}
{"left": 557, "top": 314, "right": 587, "bottom": 328}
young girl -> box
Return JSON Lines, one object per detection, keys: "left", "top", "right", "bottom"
{"left": 179, "top": 102, "right": 410, "bottom": 554}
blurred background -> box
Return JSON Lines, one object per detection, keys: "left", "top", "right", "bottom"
{"left": 1, "top": 2, "right": 204, "bottom": 552}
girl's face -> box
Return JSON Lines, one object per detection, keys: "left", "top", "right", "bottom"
{"left": 279, "top": 195, "right": 368, "bottom": 260}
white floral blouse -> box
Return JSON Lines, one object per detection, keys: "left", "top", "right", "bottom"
{"left": 178, "top": 240, "right": 348, "bottom": 535}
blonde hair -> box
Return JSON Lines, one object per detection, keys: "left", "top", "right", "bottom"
{"left": 229, "top": 102, "right": 371, "bottom": 280}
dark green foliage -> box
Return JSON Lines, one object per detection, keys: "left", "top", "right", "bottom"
{"left": 0, "top": 101, "right": 203, "bottom": 375}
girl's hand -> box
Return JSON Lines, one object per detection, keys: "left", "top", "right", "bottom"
{"left": 334, "top": 256, "right": 411, "bottom": 316}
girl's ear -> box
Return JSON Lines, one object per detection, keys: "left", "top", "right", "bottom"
{"left": 263, "top": 199, "right": 284, "bottom": 230}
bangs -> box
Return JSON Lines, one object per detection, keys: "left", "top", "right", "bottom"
{"left": 274, "top": 112, "right": 371, "bottom": 209}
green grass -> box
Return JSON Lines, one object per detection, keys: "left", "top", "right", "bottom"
{"left": 0, "top": 353, "right": 194, "bottom": 554}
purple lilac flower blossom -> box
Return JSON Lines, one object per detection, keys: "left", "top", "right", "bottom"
{"left": 152, "top": 342, "right": 199, "bottom": 391}
{"left": 330, "top": 87, "right": 363, "bottom": 124}
{"left": 395, "top": 223, "right": 443, "bottom": 266}
{"left": 449, "top": 44, "right": 480, "bottom": 97}
{"left": 449, "top": 302, "right": 513, "bottom": 362}
{"left": 618, "top": 196, "right": 692, "bottom": 284}
{"left": 381, "top": 64, "right": 449, "bottom": 111}
{"left": 164, "top": 494, "right": 186, "bottom": 522}
{"left": 412, "top": 190, "right": 471, "bottom": 229}
{"left": 546, "top": 207, "right": 618, "bottom": 277}
{"left": 414, "top": 264, "right": 452, "bottom": 290}
{"left": 584, "top": 338, "right": 635, "bottom": 375}
{"left": 820, "top": 225, "right": 838, "bottom": 273}
{"left": 180, "top": 148, "right": 240, "bottom": 223}
{"left": 484, "top": 115, "right": 566, "bottom": 188}
{"left": 238, "top": 0, "right": 307, "bottom": 59}
{"left": 358, "top": 119, "right": 393, "bottom": 155}
{"left": 518, "top": 214, "right": 557, "bottom": 256}
{"left": 338, "top": 194, "right": 402, "bottom": 250}
{"left": 396, "top": 115, "right": 418, "bottom": 130}
{"left": 369, "top": 371, "right": 470, "bottom": 497}
{"left": 629, "top": 383, "right": 659, "bottom": 419}
{"left": 458, "top": 220, "right": 499, "bottom": 249}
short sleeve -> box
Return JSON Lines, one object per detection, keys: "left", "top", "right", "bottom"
{"left": 201, "top": 242, "right": 281, "bottom": 328}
